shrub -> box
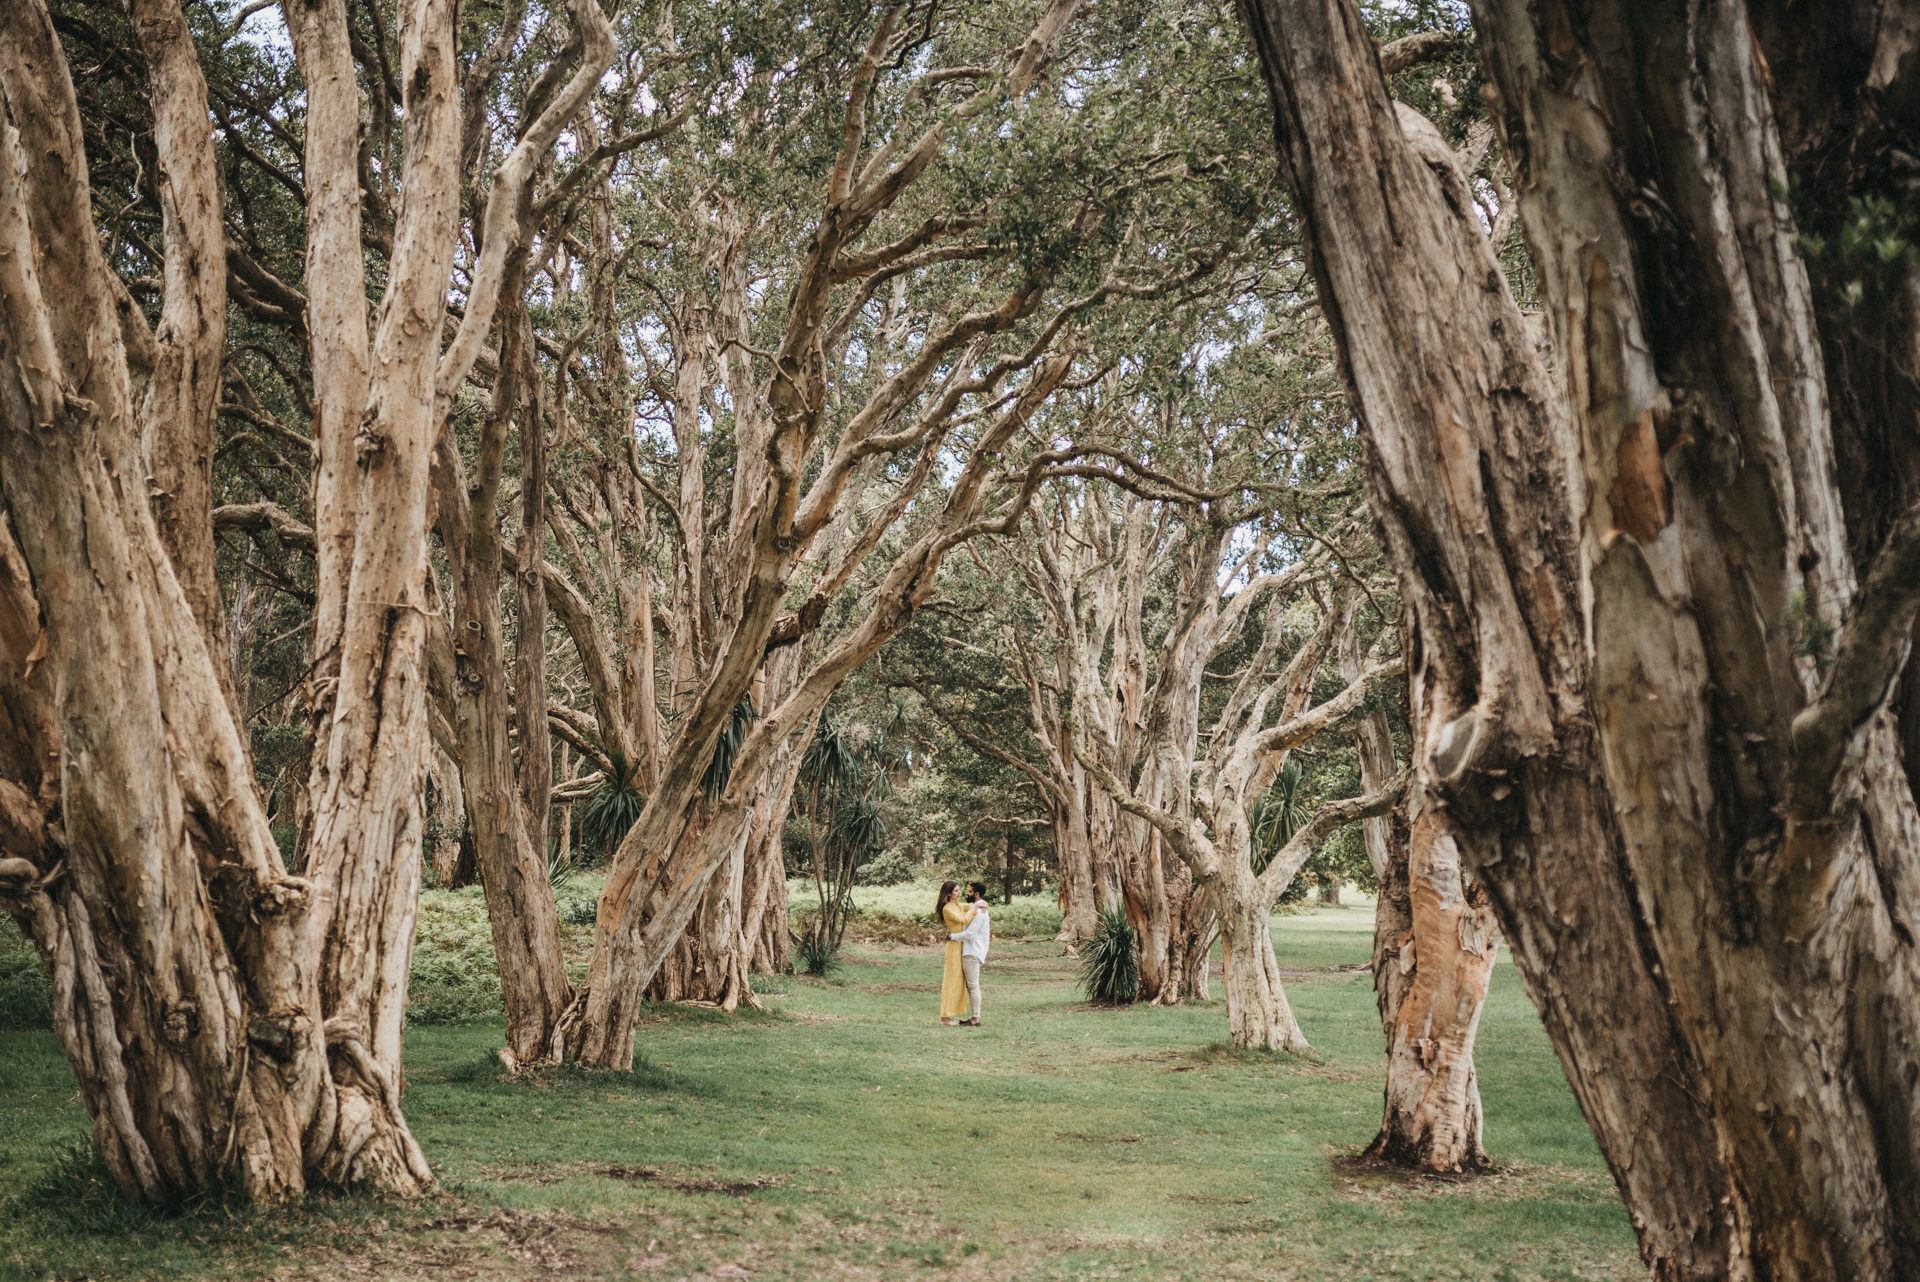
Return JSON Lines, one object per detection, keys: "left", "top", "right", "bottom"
{"left": 579, "top": 748, "right": 645, "bottom": 860}
{"left": 557, "top": 887, "right": 599, "bottom": 927}
{"left": 1079, "top": 905, "right": 1140, "bottom": 1005}
{"left": 989, "top": 898, "right": 1064, "bottom": 940}
{"left": 1, "top": 920, "right": 51, "bottom": 1030}
{"left": 793, "top": 931, "right": 841, "bottom": 978}
{"left": 406, "top": 887, "right": 503, "bottom": 1024}
{"left": 856, "top": 847, "right": 918, "bottom": 886}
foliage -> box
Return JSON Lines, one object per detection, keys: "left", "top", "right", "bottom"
{"left": 546, "top": 844, "right": 577, "bottom": 892}
{"left": 556, "top": 887, "right": 600, "bottom": 928}
{"left": 1249, "top": 760, "right": 1310, "bottom": 876}
{"left": 405, "top": 889, "right": 509, "bottom": 1026}
{"left": 1, "top": 919, "right": 51, "bottom": 1031}
{"left": 404, "top": 882, "right": 601, "bottom": 1024}
{"left": 579, "top": 747, "right": 645, "bottom": 861}
{"left": 855, "top": 847, "right": 919, "bottom": 886}
{"left": 701, "top": 697, "right": 758, "bottom": 802}
{"left": 792, "top": 932, "right": 841, "bottom": 979}
{"left": 794, "top": 706, "right": 910, "bottom": 958}
{"left": 1079, "top": 906, "right": 1142, "bottom": 1006}
{"left": 1791, "top": 192, "right": 1920, "bottom": 312}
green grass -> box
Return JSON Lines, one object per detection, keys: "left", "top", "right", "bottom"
{"left": 0, "top": 901, "right": 1642, "bottom": 1280}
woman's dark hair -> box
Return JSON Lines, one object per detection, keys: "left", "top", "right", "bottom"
{"left": 934, "top": 880, "right": 960, "bottom": 923}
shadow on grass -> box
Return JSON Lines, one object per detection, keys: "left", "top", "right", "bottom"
{"left": 432, "top": 1052, "right": 694, "bottom": 1095}
{"left": 4, "top": 1137, "right": 469, "bottom": 1276}
{"left": 1327, "top": 1150, "right": 1497, "bottom": 1185}
{"left": 1174, "top": 1040, "right": 1327, "bottom": 1070}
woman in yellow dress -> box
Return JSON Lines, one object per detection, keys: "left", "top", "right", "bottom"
{"left": 936, "top": 880, "right": 975, "bottom": 1025}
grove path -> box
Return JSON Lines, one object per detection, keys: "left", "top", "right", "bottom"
{"left": 2, "top": 905, "right": 1638, "bottom": 1280}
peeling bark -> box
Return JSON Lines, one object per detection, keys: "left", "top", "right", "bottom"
{"left": 1240, "top": 0, "right": 1920, "bottom": 1271}
{"left": 0, "top": 0, "right": 606, "bottom": 1199}
{"left": 1364, "top": 796, "right": 1495, "bottom": 1171}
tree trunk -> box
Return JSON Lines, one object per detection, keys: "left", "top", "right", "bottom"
{"left": 1121, "top": 832, "right": 1213, "bottom": 1004}
{"left": 126, "top": 0, "right": 235, "bottom": 717}
{"left": 1217, "top": 871, "right": 1307, "bottom": 1052}
{"left": 1364, "top": 799, "right": 1495, "bottom": 1171}
{"left": 1462, "top": 1, "right": 1920, "bottom": 1270}
{"left": 1054, "top": 760, "right": 1099, "bottom": 940}
{"left": 1352, "top": 641, "right": 1496, "bottom": 1173}
{"left": 431, "top": 301, "right": 572, "bottom": 1069}
{"left": 646, "top": 801, "right": 758, "bottom": 1007}
{"left": 1236, "top": 0, "right": 1920, "bottom": 1272}
{"left": 427, "top": 745, "right": 471, "bottom": 885}
{"left": 0, "top": 0, "right": 439, "bottom": 1198}
{"left": 738, "top": 805, "right": 790, "bottom": 976}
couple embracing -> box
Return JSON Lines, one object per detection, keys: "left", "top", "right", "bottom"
{"left": 935, "top": 880, "right": 990, "bottom": 1026}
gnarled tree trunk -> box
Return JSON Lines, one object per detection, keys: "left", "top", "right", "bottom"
{"left": 1239, "top": 0, "right": 1920, "bottom": 1272}
{"left": 431, "top": 298, "right": 573, "bottom": 1069}
{"left": 1216, "top": 868, "right": 1308, "bottom": 1052}
{"left": 0, "top": 0, "right": 609, "bottom": 1199}
{"left": 1350, "top": 627, "right": 1496, "bottom": 1172}
{"left": 1364, "top": 798, "right": 1495, "bottom": 1171}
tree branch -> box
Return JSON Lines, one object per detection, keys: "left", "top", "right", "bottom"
{"left": 1789, "top": 500, "right": 1920, "bottom": 823}
{"left": 1250, "top": 655, "right": 1399, "bottom": 757}
{"left": 1255, "top": 770, "right": 1409, "bottom": 902}
{"left": 435, "top": 0, "right": 614, "bottom": 414}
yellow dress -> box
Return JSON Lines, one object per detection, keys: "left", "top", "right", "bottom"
{"left": 939, "top": 901, "right": 976, "bottom": 1020}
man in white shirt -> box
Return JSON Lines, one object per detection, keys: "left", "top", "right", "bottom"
{"left": 950, "top": 881, "right": 991, "bottom": 1026}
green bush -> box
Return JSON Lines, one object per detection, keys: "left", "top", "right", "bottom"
{"left": 1078, "top": 905, "right": 1139, "bottom": 1005}
{"left": 556, "top": 886, "right": 599, "bottom": 927}
{"left": 855, "top": 847, "right": 918, "bottom": 886}
{"left": 988, "top": 898, "right": 1064, "bottom": 940}
{"left": 580, "top": 749, "right": 645, "bottom": 860}
{"left": 793, "top": 932, "right": 841, "bottom": 978}
{"left": 1, "top": 920, "right": 51, "bottom": 1030}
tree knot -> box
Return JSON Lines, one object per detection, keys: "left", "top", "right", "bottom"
{"left": 163, "top": 1000, "right": 201, "bottom": 1045}
{"left": 246, "top": 1011, "right": 308, "bottom": 1063}
{"left": 354, "top": 411, "right": 386, "bottom": 462}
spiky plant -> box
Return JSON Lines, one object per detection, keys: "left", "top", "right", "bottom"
{"left": 580, "top": 747, "right": 644, "bottom": 861}
{"left": 546, "top": 841, "right": 576, "bottom": 892}
{"left": 702, "top": 696, "right": 758, "bottom": 801}
{"left": 793, "top": 930, "right": 841, "bottom": 978}
{"left": 800, "top": 715, "right": 858, "bottom": 794}
{"left": 1079, "top": 905, "right": 1140, "bottom": 1005}
{"left": 1249, "top": 759, "right": 1309, "bottom": 876}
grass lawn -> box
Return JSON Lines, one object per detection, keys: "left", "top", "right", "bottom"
{"left": 0, "top": 902, "right": 1643, "bottom": 1280}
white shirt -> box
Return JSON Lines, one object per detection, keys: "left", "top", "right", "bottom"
{"left": 951, "top": 899, "right": 991, "bottom": 962}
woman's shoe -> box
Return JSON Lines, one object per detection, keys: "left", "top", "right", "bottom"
{"left": 939, "top": 1017, "right": 957, "bottom": 1025}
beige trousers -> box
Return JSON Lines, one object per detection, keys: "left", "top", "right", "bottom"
{"left": 961, "top": 956, "right": 982, "bottom": 1021}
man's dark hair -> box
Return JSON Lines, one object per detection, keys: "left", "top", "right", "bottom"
{"left": 968, "top": 881, "right": 989, "bottom": 901}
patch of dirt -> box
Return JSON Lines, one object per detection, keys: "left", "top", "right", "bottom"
{"left": 477, "top": 1161, "right": 789, "bottom": 1196}
{"left": 599, "top": 1164, "right": 790, "bottom": 1196}
{"left": 1328, "top": 1152, "right": 1490, "bottom": 1185}
{"left": 1053, "top": 1131, "right": 1144, "bottom": 1144}
{"left": 282, "top": 1207, "right": 614, "bottom": 1280}
{"left": 1327, "top": 1152, "right": 1606, "bottom": 1205}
